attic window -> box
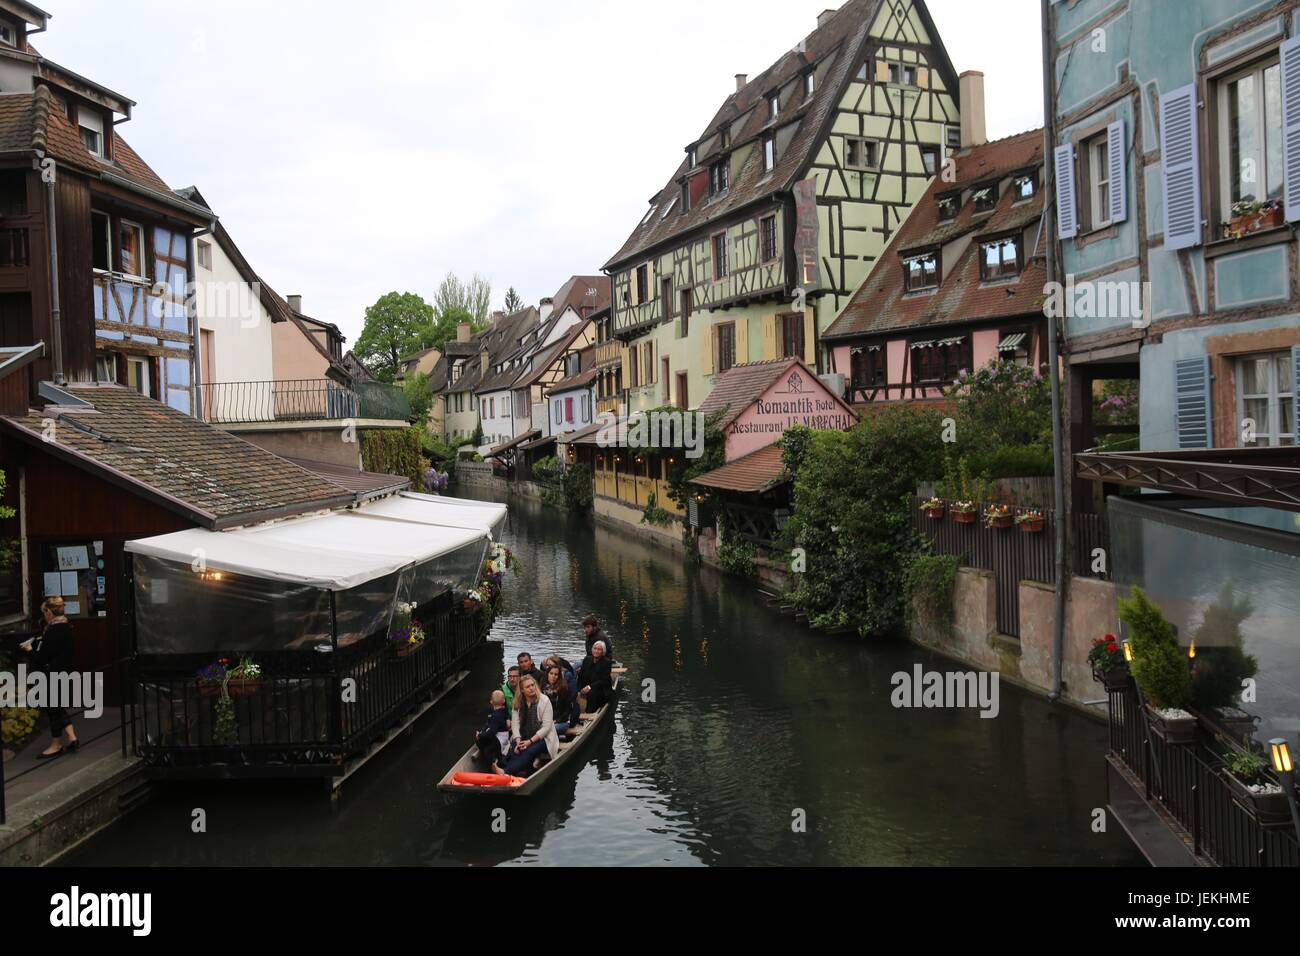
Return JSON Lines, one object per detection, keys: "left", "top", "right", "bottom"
{"left": 973, "top": 185, "right": 998, "bottom": 212}
{"left": 768, "top": 93, "right": 780, "bottom": 121}
{"left": 0, "top": 20, "right": 15, "bottom": 46}
{"left": 763, "top": 134, "right": 777, "bottom": 172}
{"left": 1014, "top": 172, "right": 1037, "bottom": 201}
{"left": 903, "top": 251, "right": 939, "bottom": 291}
{"left": 888, "top": 63, "right": 917, "bottom": 86}
{"left": 640, "top": 204, "right": 659, "bottom": 226}
{"left": 804, "top": 71, "right": 816, "bottom": 100}
{"left": 79, "top": 108, "right": 105, "bottom": 158}
{"left": 661, "top": 197, "right": 678, "bottom": 219}
{"left": 719, "top": 125, "right": 731, "bottom": 149}
{"left": 980, "top": 237, "right": 1021, "bottom": 281}
{"left": 710, "top": 159, "right": 730, "bottom": 196}
{"left": 947, "top": 127, "right": 961, "bottom": 149}
{"left": 688, "top": 146, "right": 698, "bottom": 169}
{"left": 937, "top": 193, "right": 959, "bottom": 221}
{"left": 845, "top": 137, "right": 880, "bottom": 171}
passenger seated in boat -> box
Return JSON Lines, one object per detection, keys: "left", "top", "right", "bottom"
{"left": 541, "top": 665, "right": 572, "bottom": 736}
{"left": 516, "top": 651, "right": 544, "bottom": 686}
{"left": 543, "top": 655, "right": 581, "bottom": 726}
{"left": 474, "top": 691, "right": 511, "bottom": 771}
{"left": 502, "top": 666, "right": 521, "bottom": 714}
{"left": 577, "top": 640, "right": 614, "bottom": 715}
{"left": 498, "top": 675, "right": 559, "bottom": 777}
{"left": 582, "top": 615, "right": 613, "bottom": 662}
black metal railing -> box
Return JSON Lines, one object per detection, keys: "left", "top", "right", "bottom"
{"left": 911, "top": 497, "right": 1112, "bottom": 637}
{"left": 197, "top": 380, "right": 411, "bottom": 425}
{"left": 1108, "top": 681, "right": 1300, "bottom": 867}
{"left": 126, "top": 598, "right": 498, "bottom": 774}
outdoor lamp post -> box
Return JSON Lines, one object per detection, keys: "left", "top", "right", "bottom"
{"left": 1268, "top": 738, "right": 1300, "bottom": 845}
{"left": 1188, "top": 640, "right": 1196, "bottom": 676}
{"left": 1122, "top": 641, "right": 1134, "bottom": 664}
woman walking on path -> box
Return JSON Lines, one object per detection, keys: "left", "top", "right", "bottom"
{"left": 20, "top": 596, "right": 79, "bottom": 759}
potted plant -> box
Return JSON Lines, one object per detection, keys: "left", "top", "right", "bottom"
{"left": 983, "top": 503, "right": 1013, "bottom": 529}
{"left": 1088, "top": 634, "right": 1130, "bottom": 690}
{"left": 1016, "top": 509, "right": 1044, "bottom": 533}
{"left": 951, "top": 500, "right": 978, "bottom": 525}
{"left": 462, "top": 587, "right": 485, "bottom": 614}
{"left": 1221, "top": 750, "right": 1292, "bottom": 827}
{"left": 1121, "top": 586, "right": 1197, "bottom": 744}
{"left": 389, "top": 601, "right": 427, "bottom": 659}
{"left": 1221, "top": 198, "right": 1284, "bottom": 240}
{"left": 920, "top": 496, "right": 945, "bottom": 519}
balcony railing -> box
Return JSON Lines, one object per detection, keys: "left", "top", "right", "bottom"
{"left": 197, "top": 379, "right": 410, "bottom": 425}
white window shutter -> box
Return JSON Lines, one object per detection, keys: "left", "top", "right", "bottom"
{"left": 1054, "top": 143, "right": 1078, "bottom": 239}
{"left": 1174, "top": 357, "right": 1212, "bottom": 449}
{"left": 1160, "top": 84, "right": 1202, "bottom": 249}
{"left": 1280, "top": 34, "right": 1300, "bottom": 222}
{"left": 1106, "top": 119, "right": 1128, "bottom": 224}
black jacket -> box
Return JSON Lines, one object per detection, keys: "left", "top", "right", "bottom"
{"left": 542, "top": 681, "right": 570, "bottom": 721}
{"left": 577, "top": 654, "right": 613, "bottom": 698}
{"left": 30, "top": 621, "right": 74, "bottom": 673}
{"left": 585, "top": 628, "right": 613, "bottom": 661}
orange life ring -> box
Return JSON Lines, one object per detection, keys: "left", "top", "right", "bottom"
{"left": 452, "top": 771, "right": 525, "bottom": 788}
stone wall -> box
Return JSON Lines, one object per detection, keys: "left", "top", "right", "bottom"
{"left": 910, "top": 568, "right": 1116, "bottom": 715}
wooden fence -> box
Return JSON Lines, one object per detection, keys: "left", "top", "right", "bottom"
{"left": 910, "top": 498, "right": 1111, "bottom": 638}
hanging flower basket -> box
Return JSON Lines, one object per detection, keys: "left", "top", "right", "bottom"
{"left": 920, "top": 497, "right": 945, "bottom": 520}
{"left": 196, "top": 658, "right": 263, "bottom": 697}
{"left": 984, "top": 504, "right": 1013, "bottom": 529}
{"left": 951, "top": 502, "right": 978, "bottom": 524}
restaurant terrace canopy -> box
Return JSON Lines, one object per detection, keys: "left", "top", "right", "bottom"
{"left": 124, "top": 495, "right": 507, "bottom": 655}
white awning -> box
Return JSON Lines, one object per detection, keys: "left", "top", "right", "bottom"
{"left": 360, "top": 493, "right": 507, "bottom": 539}
{"left": 998, "top": 332, "right": 1028, "bottom": 351}
{"left": 125, "top": 495, "right": 501, "bottom": 591}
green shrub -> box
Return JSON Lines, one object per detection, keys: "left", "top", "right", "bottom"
{"left": 944, "top": 358, "right": 1053, "bottom": 452}
{"left": 965, "top": 444, "right": 1054, "bottom": 479}
{"left": 904, "top": 552, "right": 961, "bottom": 635}
{"left": 716, "top": 523, "right": 758, "bottom": 579}
{"left": 562, "top": 463, "right": 593, "bottom": 513}
{"left": 779, "top": 404, "right": 945, "bottom": 637}
{"left": 935, "top": 454, "right": 993, "bottom": 505}
{"left": 1120, "top": 586, "right": 1192, "bottom": 711}
{"left": 362, "top": 426, "right": 425, "bottom": 486}
{"left": 641, "top": 491, "right": 671, "bottom": 527}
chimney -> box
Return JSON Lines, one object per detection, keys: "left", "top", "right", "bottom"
{"left": 457, "top": 321, "right": 471, "bottom": 343}
{"left": 959, "top": 71, "right": 987, "bottom": 150}
{"left": 490, "top": 309, "right": 506, "bottom": 324}
{"left": 817, "top": 8, "right": 837, "bottom": 28}
{"left": 539, "top": 297, "right": 554, "bottom": 320}
{"left": 735, "top": 73, "right": 748, "bottom": 93}
{"left": 287, "top": 294, "right": 303, "bottom": 313}
{"left": 480, "top": 349, "right": 489, "bottom": 377}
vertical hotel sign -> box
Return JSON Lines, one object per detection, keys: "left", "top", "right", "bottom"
{"left": 793, "top": 178, "right": 820, "bottom": 292}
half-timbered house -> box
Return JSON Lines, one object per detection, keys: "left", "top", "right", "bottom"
{"left": 822, "top": 127, "right": 1048, "bottom": 407}
{"left": 602, "top": 0, "right": 962, "bottom": 418}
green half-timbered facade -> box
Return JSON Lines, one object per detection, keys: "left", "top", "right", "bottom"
{"left": 603, "top": 0, "right": 961, "bottom": 416}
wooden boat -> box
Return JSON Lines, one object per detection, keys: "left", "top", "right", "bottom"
{"left": 437, "top": 670, "right": 624, "bottom": 797}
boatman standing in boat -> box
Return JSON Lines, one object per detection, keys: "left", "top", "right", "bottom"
{"left": 582, "top": 615, "right": 612, "bottom": 661}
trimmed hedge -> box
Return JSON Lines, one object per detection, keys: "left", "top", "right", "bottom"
{"left": 362, "top": 426, "right": 425, "bottom": 487}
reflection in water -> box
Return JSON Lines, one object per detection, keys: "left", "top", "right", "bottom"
{"left": 64, "top": 490, "right": 1142, "bottom": 866}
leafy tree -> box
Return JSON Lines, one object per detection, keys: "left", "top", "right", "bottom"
{"left": 429, "top": 306, "right": 476, "bottom": 353}
{"left": 356, "top": 292, "right": 434, "bottom": 382}
{"left": 404, "top": 371, "right": 434, "bottom": 423}
{"left": 503, "top": 287, "right": 524, "bottom": 313}
{"left": 944, "top": 359, "right": 1053, "bottom": 454}
{"left": 434, "top": 272, "right": 493, "bottom": 326}
{"left": 778, "top": 405, "right": 946, "bottom": 638}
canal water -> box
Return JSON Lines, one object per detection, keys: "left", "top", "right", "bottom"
{"left": 65, "top": 491, "right": 1144, "bottom": 866}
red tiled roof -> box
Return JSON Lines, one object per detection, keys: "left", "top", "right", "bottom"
{"left": 824, "top": 128, "right": 1046, "bottom": 340}
{"left": 2, "top": 386, "right": 353, "bottom": 529}
{"left": 697, "top": 358, "right": 803, "bottom": 430}
{"left": 605, "top": 0, "right": 958, "bottom": 270}
{"left": 690, "top": 443, "right": 789, "bottom": 493}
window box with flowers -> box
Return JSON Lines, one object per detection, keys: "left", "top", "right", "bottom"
{"left": 920, "top": 496, "right": 945, "bottom": 520}
{"left": 196, "top": 656, "right": 263, "bottom": 698}
{"left": 1015, "top": 509, "right": 1044, "bottom": 533}
{"left": 951, "top": 500, "right": 978, "bottom": 524}
{"left": 983, "top": 503, "right": 1013, "bottom": 529}
{"left": 1088, "top": 634, "right": 1129, "bottom": 690}
{"left": 1220, "top": 199, "right": 1284, "bottom": 240}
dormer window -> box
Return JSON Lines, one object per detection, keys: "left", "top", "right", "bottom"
{"left": 710, "top": 159, "right": 730, "bottom": 196}
{"left": 903, "top": 251, "right": 939, "bottom": 291}
{"left": 804, "top": 71, "right": 816, "bottom": 100}
{"left": 973, "top": 185, "right": 998, "bottom": 213}
{"left": 979, "top": 236, "right": 1021, "bottom": 281}
{"left": 936, "top": 193, "right": 959, "bottom": 221}
{"left": 688, "top": 146, "right": 698, "bottom": 169}
{"left": 768, "top": 93, "right": 779, "bottom": 121}
{"left": 78, "top": 108, "right": 105, "bottom": 158}
{"left": 763, "top": 134, "right": 776, "bottom": 172}
{"left": 719, "top": 125, "right": 731, "bottom": 149}
{"left": 1014, "top": 172, "right": 1037, "bottom": 201}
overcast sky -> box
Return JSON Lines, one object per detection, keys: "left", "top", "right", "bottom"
{"left": 41, "top": 0, "right": 1043, "bottom": 344}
